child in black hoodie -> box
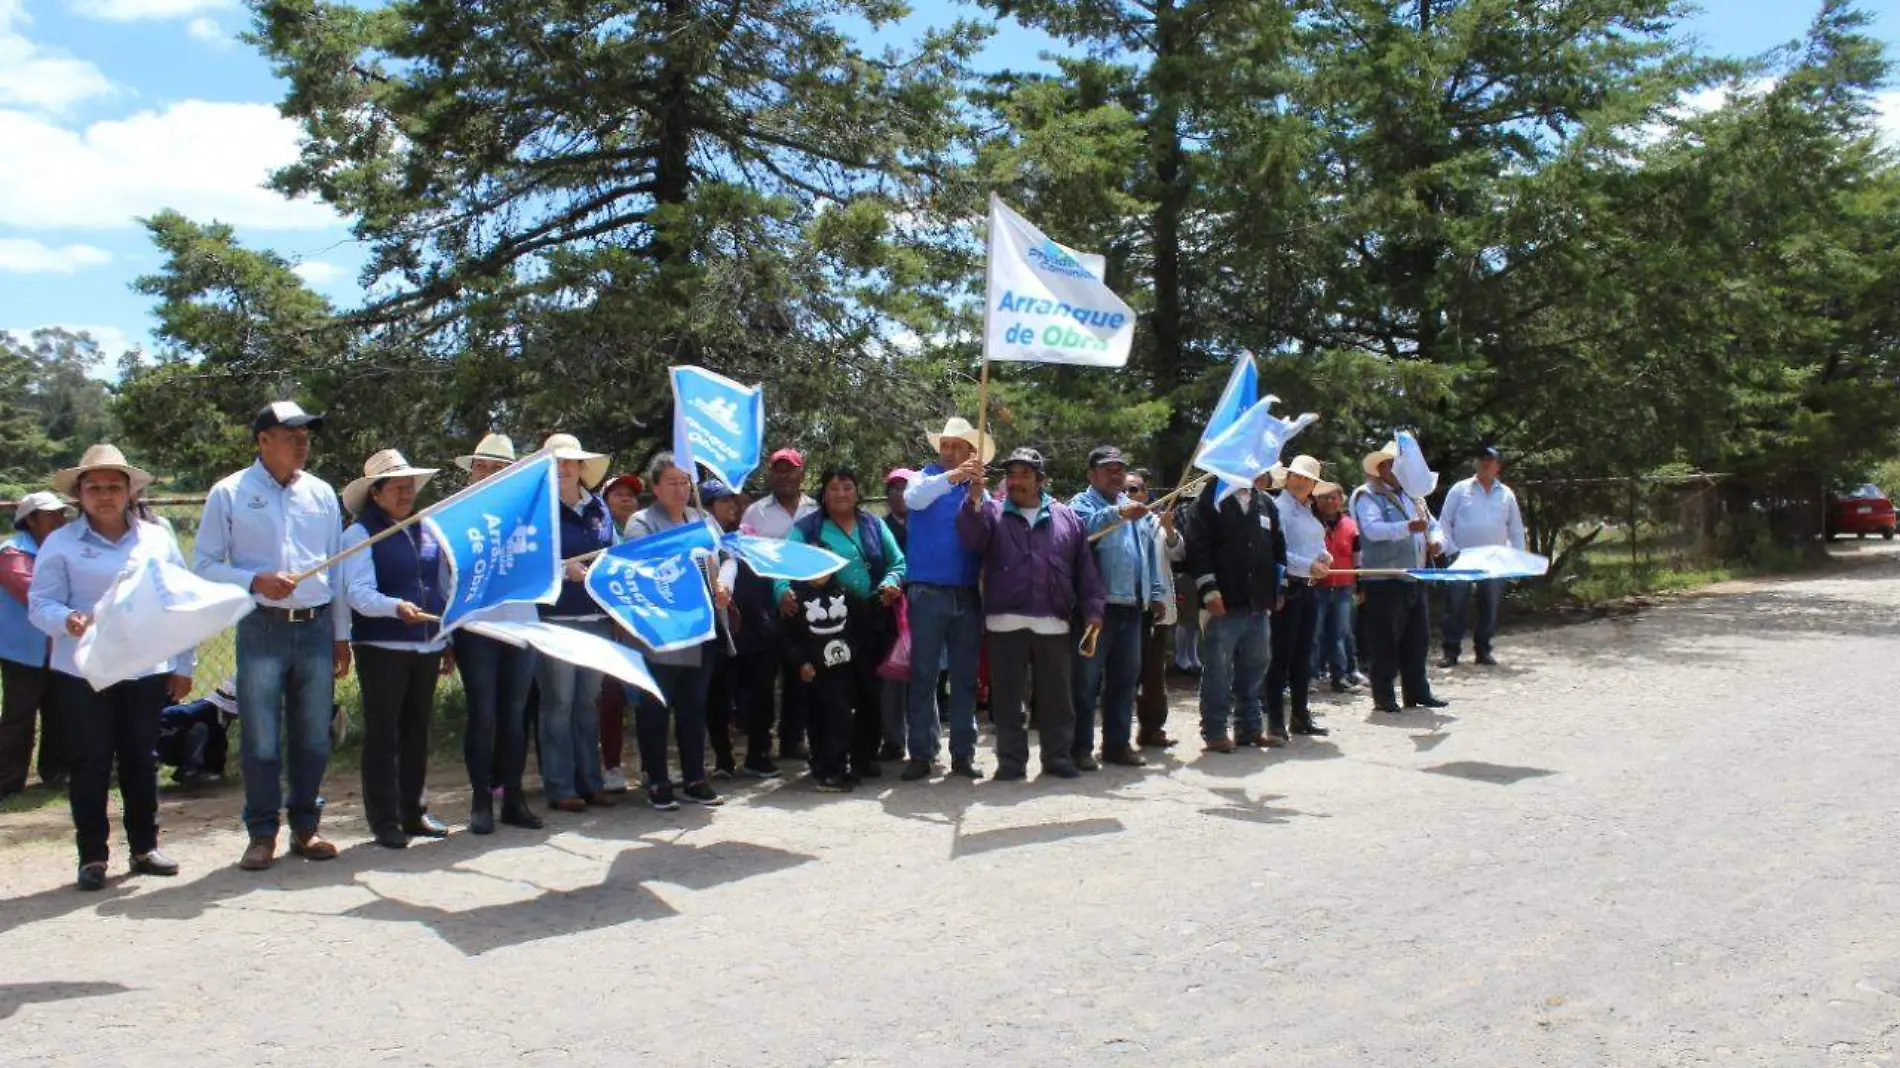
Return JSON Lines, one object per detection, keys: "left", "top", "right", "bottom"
{"left": 783, "top": 575, "right": 857, "bottom": 791}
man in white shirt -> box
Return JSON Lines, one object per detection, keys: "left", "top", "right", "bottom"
{"left": 1266, "top": 456, "right": 1333, "bottom": 740}
{"left": 1437, "top": 446, "right": 1524, "bottom": 667}
{"left": 738, "top": 447, "right": 818, "bottom": 762}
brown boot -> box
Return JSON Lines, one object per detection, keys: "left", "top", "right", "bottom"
{"left": 239, "top": 836, "right": 276, "bottom": 871}
{"left": 290, "top": 831, "right": 338, "bottom": 860}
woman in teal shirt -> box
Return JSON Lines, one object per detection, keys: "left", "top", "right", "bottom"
{"left": 776, "top": 467, "right": 905, "bottom": 782}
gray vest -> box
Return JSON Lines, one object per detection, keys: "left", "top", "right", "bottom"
{"left": 1350, "top": 483, "right": 1422, "bottom": 578}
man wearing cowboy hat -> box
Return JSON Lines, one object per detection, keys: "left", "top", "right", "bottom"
{"left": 1265, "top": 455, "right": 1334, "bottom": 742}
{"left": 1068, "top": 444, "right": 1169, "bottom": 769}
{"left": 1437, "top": 446, "right": 1524, "bottom": 667}
{"left": 897, "top": 416, "right": 994, "bottom": 781}
{"left": 1350, "top": 442, "right": 1450, "bottom": 714}
{"left": 196, "top": 401, "right": 349, "bottom": 870}
{"left": 0, "top": 491, "right": 71, "bottom": 797}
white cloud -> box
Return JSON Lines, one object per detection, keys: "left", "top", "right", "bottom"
{"left": 185, "top": 15, "right": 225, "bottom": 45}
{"left": 0, "top": 238, "right": 112, "bottom": 274}
{"left": 1875, "top": 91, "right": 1900, "bottom": 147}
{"left": 7, "top": 323, "right": 139, "bottom": 362}
{"left": 68, "top": 0, "right": 232, "bottom": 20}
{"left": 0, "top": 0, "right": 115, "bottom": 114}
{"left": 291, "top": 260, "right": 343, "bottom": 287}
{"left": 0, "top": 100, "right": 338, "bottom": 231}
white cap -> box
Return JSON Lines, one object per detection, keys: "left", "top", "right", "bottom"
{"left": 12, "top": 491, "right": 69, "bottom": 528}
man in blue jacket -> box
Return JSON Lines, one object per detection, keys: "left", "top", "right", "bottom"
{"left": 1068, "top": 445, "right": 1167, "bottom": 770}
{"left": 959, "top": 448, "right": 1105, "bottom": 781}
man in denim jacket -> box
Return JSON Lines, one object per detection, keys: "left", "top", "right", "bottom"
{"left": 1068, "top": 445, "right": 1168, "bottom": 770}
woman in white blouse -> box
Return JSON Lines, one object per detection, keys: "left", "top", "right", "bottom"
{"left": 28, "top": 444, "right": 193, "bottom": 891}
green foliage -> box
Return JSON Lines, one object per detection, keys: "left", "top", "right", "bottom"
{"left": 0, "top": 328, "right": 119, "bottom": 485}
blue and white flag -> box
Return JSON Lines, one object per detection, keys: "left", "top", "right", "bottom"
{"left": 1393, "top": 430, "right": 1439, "bottom": 498}
{"left": 425, "top": 451, "right": 562, "bottom": 632}
{"left": 722, "top": 533, "right": 847, "bottom": 583}
{"left": 1439, "top": 544, "right": 1549, "bottom": 580}
{"left": 584, "top": 519, "right": 720, "bottom": 655}
{"left": 465, "top": 618, "right": 665, "bottom": 702}
{"left": 983, "top": 195, "right": 1135, "bottom": 367}
{"left": 1197, "top": 353, "right": 1258, "bottom": 503}
{"left": 1192, "top": 395, "right": 1319, "bottom": 489}
{"left": 671, "top": 366, "right": 764, "bottom": 488}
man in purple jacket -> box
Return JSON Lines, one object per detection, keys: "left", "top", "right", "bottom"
{"left": 958, "top": 448, "right": 1105, "bottom": 781}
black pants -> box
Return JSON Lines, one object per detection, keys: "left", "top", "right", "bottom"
{"left": 1361, "top": 581, "right": 1434, "bottom": 707}
{"left": 1136, "top": 612, "right": 1169, "bottom": 736}
{"left": 456, "top": 630, "right": 534, "bottom": 801}
{"left": 0, "top": 659, "right": 64, "bottom": 793}
{"left": 730, "top": 649, "right": 782, "bottom": 763}
{"left": 988, "top": 629, "right": 1073, "bottom": 773}
{"left": 778, "top": 659, "right": 810, "bottom": 757}
{"left": 801, "top": 616, "right": 888, "bottom": 780}
{"left": 157, "top": 717, "right": 229, "bottom": 777}
{"left": 355, "top": 646, "right": 442, "bottom": 834}
{"left": 1265, "top": 582, "right": 1320, "bottom": 734}
{"left": 57, "top": 672, "right": 164, "bottom": 866}
{"left": 705, "top": 652, "right": 740, "bottom": 770}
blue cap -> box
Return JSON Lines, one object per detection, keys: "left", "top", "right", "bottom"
{"left": 699, "top": 479, "right": 736, "bottom": 503}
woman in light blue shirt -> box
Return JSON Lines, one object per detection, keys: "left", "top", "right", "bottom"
{"left": 28, "top": 444, "right": 193, "bottom": 892}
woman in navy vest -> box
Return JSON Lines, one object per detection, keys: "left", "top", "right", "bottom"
{"left": 339, "top": 450, "right": 452, "bottom": 849}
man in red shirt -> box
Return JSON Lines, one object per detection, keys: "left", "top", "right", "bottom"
{"left": 1311, "top": 482, "right": 1364, "bottom": 692}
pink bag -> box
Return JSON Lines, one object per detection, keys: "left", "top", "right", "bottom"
{"left": 878, "top": 597, "right": 912, "bottom": 681}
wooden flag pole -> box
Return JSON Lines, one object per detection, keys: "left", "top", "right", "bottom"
{"left": 973, "top": 356, "right": 993, "bottom": 463}
{"left": 1087, "top": 472, "right": 1214, "bottom": 544}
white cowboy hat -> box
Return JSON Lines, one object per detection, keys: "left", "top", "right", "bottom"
{"left": 204, "top": 678, "right": 239, "bottom": 718}
{"left": 342, "top": 449, "right": 440, "bottom": 515}
{"left": 925, "top": 416, "right": 996, "bottom": 465}
{"left": 53, "top": 444, "right": 154, "bottom": 497}
{"left": 1362, "top": 443, "right": 1398, "bottom": 479}
{"left": 541, "top": 433, "right": 612, "bottom": 489}
{"left": 1314, "top": 480, "right": 1344, "bottom": 498}
{"left": 1265, "top": 463, "right": 1288, "bottom": 490}
{"left": 1286, "top": 455, "right": 1324, "bottom": 482}
{"left": 455, "top": 432, "right": 517, "bottom": 472}
{"left": 12, "top": 490, "right": 69, "bottom": 528}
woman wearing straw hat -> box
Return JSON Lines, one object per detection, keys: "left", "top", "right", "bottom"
{"left": 537, "top": 433, "right": 619, "bottom": 813}
{"left": 449, "top": 434, "right": 544, "bottom": 833}
{"left": 339, "top": 449, "right": 453, "bottom": 848}
{"left": 27, "top": 444, "right": 193, "bottom": 890}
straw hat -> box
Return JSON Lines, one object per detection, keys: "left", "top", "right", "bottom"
{"left": 1314, "top": 481, "right": 1344, "bottom": 498}
{"left": 341, "top": 449, "right": 439, "bottom": 515}
{"left": 1285, "top": 455, "right": 1324, "bottom": 482}
{"left": 542, "top": 433, "right": 612, "bottom": 489}
{"left": 925, "top": 417, "right": 996, "bottom": 465}
{"left": 204, "top": 678, "right": 239, "bottom": 719}
{"left": 455, "top": 433, "right": 517, "bottom": 472}
{"left": 1361, "top": 442, "right": 1398, "bottom": 479}
{"left": 53, "top": 444, "right": 154, "bottom": 497}
{"left": 1265, "top": 463, "right": 1288, "bottom": 490}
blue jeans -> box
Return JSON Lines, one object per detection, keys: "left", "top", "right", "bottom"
{"left": 236, "top": 607, "right": 337, "bottom": 839}
{"left": 1443, "top": 578, "right": 1506, "bottom": 657}
{"left": 1310, "top": 586, "right": 1359, "bottom": 681}
{"left": 454, "top": 629, "right": 537, "bottom": 798}
{"left": 1071, "top": 604, "right": 1142, "bottom": 758}
{"left": 637, "top": 660, "right": 710, "bottom": 789}
{"left": 1197, "top": 610, "right": 1269, "bottom": 741}
{"left": 903, "top": 584, "right": 981, "bottom": 763}
{"left": 535, "top": 618, "right": 607, "bottom": 802}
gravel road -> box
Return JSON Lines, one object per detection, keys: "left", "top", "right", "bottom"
{"left": 3, "top": 545, "right": 1897, "bottom": 1067}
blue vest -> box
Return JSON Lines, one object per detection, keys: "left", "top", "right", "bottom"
{"left": 904, "top": 465, "right": 980, "bottom": 587}
{"left": 0, "top": 533, "right": 46, "bottom": 667}
{"left": 349, "top": 506, "right": 446, "bottom": 645}
{"left": 1350, "top": 484, "right": 1421, "bottom": 578}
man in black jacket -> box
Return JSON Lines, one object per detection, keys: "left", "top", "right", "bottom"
{"left": 1184, "top": 474, "right": 1287, "bottom": 751}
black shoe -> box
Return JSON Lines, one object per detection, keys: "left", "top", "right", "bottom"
{"left": 469, "top": 801, "right": 496, "bottom": 836}
{"left": 741, "top": 757, "right": 781, "bottom": 779}
{"left": 374, "top": 827, "right": 410, "bottom": 849}
{"left": 130, "top": 850, "right": 180, "bottom": 876}
{"left": 1475, "top": 652, "right": 1498, "bottom": 666}
{"left": 682, "top": 781, "right": 725, "bottom": 807}
{"left": 402, "top": 814, "right": 450, "bottom": 838}
{"left": 1291, "top": 722, "right": 1331, "bottom": 737}
{"left": 1439, "top": 651, "right": 1459, "bottom": 668}
{"left": 499, "top": 798, "right": 544, "bottom": 830}
{"left": 1408, "top": 696, "right": 1451, "bottom": 709}
{"left": 1043, "top": 760, "right": 1081, "bottom": 779}
{"left": 76, "top": 862, "right": 107, "bottom": 891}
{"left": 1101, "top": 745, "right": 1147, "bottom": 767}
{"left": 854, "top": 760, "right": 883, "bottom": 780}
{"left": 991, "top": 765, "right": 1027, "bottom": 782}
{"left": 950, "top": 757, "right": 981, "bottom": 780}
{"left": 711, "top": 762, "right": 736, "bottom": 781}
{"left": 1330, "top": 677, "right": 1356, "bottom": 693}
{"left": 815, "top": 776, "right": 853, "bottom": 793}
{"left": 900, "top": 759, "right": 933, "bottom": 782}
{"left": 877, "top": 742, "right": 904, "bottom": 762}
{"left": 779, "top": 743, "right": 810, "bottom": 762}
{"left": 1073, "top": 753, "right": 1102, "bottom": 772}
{"left": 647, "top": 783, "right": 680, "bottom": 811}
{"left": 1373, "top": 703, "right": 1403, "bottom": 715}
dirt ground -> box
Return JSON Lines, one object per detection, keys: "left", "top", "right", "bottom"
{"left": 2, "top": 542, "right": 1897, "bottom": 1067}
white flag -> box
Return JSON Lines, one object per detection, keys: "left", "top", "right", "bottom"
{"left": 1393, "top": 430, "right": 1439, "bottom": 498}
{"left": 73, "top": 555, "right": 255, "bottom": 690}
{"left": 983, "top": 194, "right": 1135, "bottom": 368}
{"left": 464, "top": 619, "right": 665, "bottom": 703}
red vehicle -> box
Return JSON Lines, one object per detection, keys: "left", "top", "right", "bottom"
{"left": 1826, "top": 484, "right": 1896, "bottom": 540}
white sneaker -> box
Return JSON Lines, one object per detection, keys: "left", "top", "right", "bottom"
{"left": 602, "top": 767, "right": 629, "bottom": 793}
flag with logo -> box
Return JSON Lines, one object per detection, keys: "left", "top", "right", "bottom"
{"left": 584, "top": 519, "right": 720, "bottom": 654}
{"left": 1192, "top": 395, "right": 1319, "bottom": 488}
{"left": 423, "top": 451, "right": 563, "bottom": 632}
{"left": 1392, "top": 430, "right": 1439, "bottom": 499}
{"left": 1198, "top": 353, "right": 1258, "bottom": 503}
{"left": 464, "top": 618, "right": 664, "bottom": 701}
{"left": 670, "top": 366, "right": 764, "bottom": 487}
{"left": 984, "top": 195, "right": 1136, "bottom": 368}
{"left": 73, "top": 555, "right": 254, "bottom": 690}
{"left": 722, "top": 533, "right": 847, "bottom": 583}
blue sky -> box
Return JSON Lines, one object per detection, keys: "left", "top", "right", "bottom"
{"left": 1, "top": 0, "right": 1895, "bottom": 369}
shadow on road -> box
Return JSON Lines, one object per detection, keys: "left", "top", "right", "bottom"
{"left": 0, "top": 981, "right": 131, "bottom": 1021}
{"left": 1420, "top": 761, "right": 1557, "bottom": 786}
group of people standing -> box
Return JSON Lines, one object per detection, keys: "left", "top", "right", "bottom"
{"left": 0, "top": 401, "right": 1524, "bottom": 891}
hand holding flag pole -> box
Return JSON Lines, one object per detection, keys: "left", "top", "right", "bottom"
{"left": 1086, "top": 472, "right": 1214, "bottom": 544}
